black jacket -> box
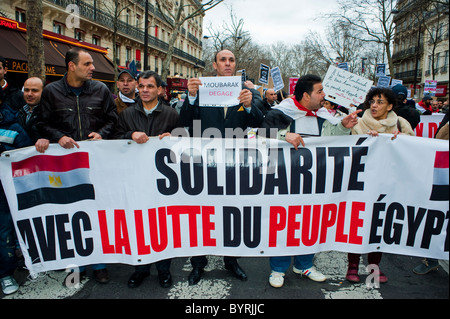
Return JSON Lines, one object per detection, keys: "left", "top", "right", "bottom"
{"left": 114, "top": 100, "right": 180, "bottom": 139}
{"left": 17, "top": 104, "right": 43, "bottom": 143}
{"left": 38, "top": 75, "right": 118, "bottom": 142}
{"left": 180, "top": 86, "right": 264, "bottom": 137}
{"left": 395, "top": 103, "right": 421, "bottom": 130}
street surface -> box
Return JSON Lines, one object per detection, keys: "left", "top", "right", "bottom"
{"left": 2, "top": 251, "right": 448, "bottom": 304}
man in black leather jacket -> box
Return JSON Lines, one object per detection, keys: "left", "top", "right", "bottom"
{"left": 37, "top": 47, "right": 117, "bottom": 285}
{"left": 38, "top": 48, "right": 117, "bottom": 149}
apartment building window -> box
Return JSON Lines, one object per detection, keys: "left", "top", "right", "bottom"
{"left": 75, "top": 29, "right": 85, "bottom": 41}
{"left": 427, "top": 55, "right": 433, "bottom": 73}
{"left": 435, "top": 52, "right": 441, "bottom": 73}
{"left": 92, "top": 35, "right": 101, "bottom": 46}
{"left": 136, "top": 15, "right": 140, "bottom": 30}
{"left": 126, "top": 47, "right": 132, "bottom": 64}
{"left": 15, "top": 8, "right": 26, "bottom": 23}
{"left": 53, "top": 21, "right": 65, "bottom": 35}
{"left": 116, "top": 43, "right": 121, "bottom": 65}
{"left": 443, "top": 51, "right": 449, "bottom": 72}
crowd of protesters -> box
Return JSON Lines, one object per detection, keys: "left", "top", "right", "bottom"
{"left": 0, "top": 50, "right": 448, "bottom": 295}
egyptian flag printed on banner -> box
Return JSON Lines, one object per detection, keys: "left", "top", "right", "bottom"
{"left": 430, "top": 151, "right": 449, "bottom": 201}
{"left": 11, "top": 152, "right": 95, "bottom": 210}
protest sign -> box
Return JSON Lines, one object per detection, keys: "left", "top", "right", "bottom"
{"left": 424, "top": 80, "right": 438, "bottom": 96}
{"left": 323, "top": 66, "right": 373, "bottom": 108}
{"left": 198, "top": 76, "right": 242, "bottom": 107}
{"left": 376, "top": 63, "right": 386, "bottom": 77}
{"left": 0, "top": 135, "right": 448, "bottom": 276}
{"left": 237, "top": 69, "right": 247, "bottom": 83}
{"left": 391, "top": 79, "right": 403, "bottom": 87}
{"left": 259, "top": 64, "right": 270, "bottom": 85}
{"left": 377, "top": 76, "right": 391, "bottom": 88}
{"left": 337, "top": 62, "right": 349, "bottom": 71}
{"left": 289, "top": 78, "right": 298, "bottom": 96}
{"left": 270, "top": 67, "right": 285, "bottom": 92}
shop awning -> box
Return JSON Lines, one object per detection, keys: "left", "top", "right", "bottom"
{"left": 0, "top": 27, "right": 115, "bottom": 82}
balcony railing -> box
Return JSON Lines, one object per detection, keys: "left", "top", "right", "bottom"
{"left": 45, "top": 0, "right": 205, "bottom": 67}
{"left": 394, "top": 69, "right": 423, "bottom": 80}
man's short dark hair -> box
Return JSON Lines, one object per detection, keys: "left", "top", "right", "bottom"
{"left": 0, "top": 56, "right": 6, "bottom": 68}
{"left": 294, "top": 74, "right": 322, "bottom": 102}
{"left": 137, "top": 70, "right": 162, "bottom": 87}
{"left": 65, "top": 48, "right": 89, "bottom": 70}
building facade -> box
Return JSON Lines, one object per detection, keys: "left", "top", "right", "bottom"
{"left": 392, "top": 0, "right": 449, "bottom": 100}
{"left": 1, "top": 0, "right": 205, "bottom": 82}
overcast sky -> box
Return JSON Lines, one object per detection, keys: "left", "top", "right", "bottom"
{"left": 202, "top": 0, "right": 340, "bottom": 46}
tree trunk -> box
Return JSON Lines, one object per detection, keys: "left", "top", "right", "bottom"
{"left": 161, "top": 26, "right": 180, "bottom": 81}
{"left": 26, "top": 0, "right": 45, "bottom": 80}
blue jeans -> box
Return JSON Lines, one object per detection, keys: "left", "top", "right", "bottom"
{"left": 0, "top": 182, "right": 17, "bottom": 279}
{"left": 270, "top": 254, "right": 314, "bottom": 273}
{"left": 78, "top": 264, "right": 106, "bottom": 272}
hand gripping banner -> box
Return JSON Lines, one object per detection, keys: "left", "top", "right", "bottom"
{"left": 0, "top": 135, "right": 448, "bottom": 276}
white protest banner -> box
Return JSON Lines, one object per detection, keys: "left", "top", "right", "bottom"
{"left": 198, "top": 76, "right": 242, "bottom": 107}
{"left": 323, "top": 66, "right": 373, "bottom": 108}
{"left": 415, "top": 114, "right": 445, "bottom": 138}
{"left": 0, "top": 135, "right": 448, "bottom": 276}
{"left": 270, "top": 67, "right": 285, "bottom": 92}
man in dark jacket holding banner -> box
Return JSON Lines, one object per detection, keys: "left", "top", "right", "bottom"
{"left": 0, "top": 87, "right": 32, "bottom": 295}
{"left": 37, "top": 48, "right": 118, "bottom": 285}
{"left": 38, "top": 48, "right": 117, "bottom": 149}
{"left": 180, "top": 49, "right": 264, "bottom": 285}
{"left": 114, "top": 70, "right": 179, "bottom": 289}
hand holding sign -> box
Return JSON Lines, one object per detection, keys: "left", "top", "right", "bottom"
{"left": 239, "top": 89, "right": 253, "bottom": 108}
{"left": 188, "top": 78, "right": 203, "bottom": 97}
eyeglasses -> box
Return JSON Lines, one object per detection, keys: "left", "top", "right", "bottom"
{"left": 369, "top": 99, "right": 387, "bottom": 105}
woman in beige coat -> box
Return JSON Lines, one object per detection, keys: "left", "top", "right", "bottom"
{"left": 346, "top": 87, "right": 414, "bottom": 284}
{"left": 352, "top": 87, "right": 415, "bottom": 137}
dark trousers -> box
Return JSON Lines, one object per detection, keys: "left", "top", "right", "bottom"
{"left": 0, "top": 182, "right": 17, "bottom": 279}
{"left": 191, "top": 255, "right": 238, "bottom": 269}
{"left": 348, "top": 252, "right": 382, "bottom": 265}
{"left": 135, "top": 258, "right": 172, "bottom": 273}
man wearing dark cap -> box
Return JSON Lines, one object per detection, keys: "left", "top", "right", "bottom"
{"left": 417, "top": 95, "right": 433, "bottom": 115}
{"left": 392, "top": 84, "right": 420, "bottom": 130}
{"left": 115, "top": 69, "right": 138, "bottom": 114}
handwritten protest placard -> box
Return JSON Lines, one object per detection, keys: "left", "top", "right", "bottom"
{"left": 323, "top": 66, "right": 373, "bottom": 108}
{"left": 198, "top": 76, "right": 242, "bottom": 107}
